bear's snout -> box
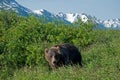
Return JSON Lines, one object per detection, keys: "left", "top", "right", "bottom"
{"left": 53, "top": 61, "right": 57, "bottom": 64}
{"left": 51, "top": 56, "right": 57, "bottom": 65}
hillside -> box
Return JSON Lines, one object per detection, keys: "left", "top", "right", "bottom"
{"left": 12, "top": 30, "right": 120, "bottom": 80}
{"left": 0, "top": 11, "right": 120, "bottom": 80}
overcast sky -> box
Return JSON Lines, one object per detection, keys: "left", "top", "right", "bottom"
{"left": 16, "top": 0, "right": 120, "bottom": 20}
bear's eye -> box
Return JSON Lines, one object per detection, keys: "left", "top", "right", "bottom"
{"left": 50, "top": 55, "right": 52, "bottom": 58}
{"left": 55, "top": 55, "right": 59, "bottom": 59}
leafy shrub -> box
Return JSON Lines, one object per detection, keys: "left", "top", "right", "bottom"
{"left": 0, "top": 11, "right": 96, "bottom": 69}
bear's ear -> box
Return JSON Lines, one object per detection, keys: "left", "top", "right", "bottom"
{"left": 56, "top": 46, "right": 60, "bottom": 50}
{"left": 56, "top": 46, "right": 61, "bottom": 54}
{"left": 45, "top": 48, "right": 49, "bottom": 54}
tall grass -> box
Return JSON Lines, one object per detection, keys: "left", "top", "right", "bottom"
{"left": 0, "top": 11, "right": 120, "bottom": 80}
{"left": 1, "top": 30, "right": 120, "bottom": 80}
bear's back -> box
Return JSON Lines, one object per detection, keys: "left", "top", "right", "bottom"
{"left": 55, "top": 43, "right": 82, "bottom": 66}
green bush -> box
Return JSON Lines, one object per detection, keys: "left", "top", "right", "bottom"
{"left": 1, "top": 11, "right": 120, "bottom": 80}
{"left": 0, "top": 11, "right": 96, "bottom": 69}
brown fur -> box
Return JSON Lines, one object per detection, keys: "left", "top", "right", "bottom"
{"left": 45, "top": 43, "right": 82, "bottom": 69}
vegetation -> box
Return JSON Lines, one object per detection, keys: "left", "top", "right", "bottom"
{"left": 0, "top": 11, "right": 120, "bottom": 80}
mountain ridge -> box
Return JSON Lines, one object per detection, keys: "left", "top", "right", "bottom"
{"left": 0, "top": 0, "right": 120, "bottom": 29}
{"left": 33, "top": 9, "right": 120, "bottom": 29}
{"left": 0, "top": 0, "right": 32, "bottom": 16}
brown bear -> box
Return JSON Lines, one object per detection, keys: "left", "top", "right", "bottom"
{"left": 45, "top": 43, "right": 82, "bottom": 69}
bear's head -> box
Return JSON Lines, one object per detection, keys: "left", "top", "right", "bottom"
{"left": 45, "top": 46, "right": 64, "bottom": 69}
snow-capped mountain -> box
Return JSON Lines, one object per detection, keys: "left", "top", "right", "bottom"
{"left": 33, "top": 10, "right": 90, "bottom": 23}
{"left": 0, "top": 0, "right": 120, "bottom": 29}
{"left": 33, "top": 9, "right": 70, "bottom": 23}
{"left": 56, "top": 12, "right": 120, "bottom": 29}
{"left": 0, "top": 0, "right": 32, "bottom": 16}
{"left": 33, "top": 10, "right": 89, "bottom": 23}
{"left": 33, "top": 9, "right": 57, "bottom": 19}
{"left": 56, "top": 12, "right": 89, "bottom": 23}
{"left": 57, "top": 12, "right": 120, "bottom": 29}
{"left": 97, "top": 19, "right": 120, "bottom": 29}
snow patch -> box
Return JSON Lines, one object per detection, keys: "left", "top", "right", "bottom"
{"left": 33, "top": 9, "right": 44, "bottom": 15}
{"left": 66, "top": 13, "right": 78, "bottom": 23}
{"left": 81, "top": 15, "right": 88, "bottom": 23}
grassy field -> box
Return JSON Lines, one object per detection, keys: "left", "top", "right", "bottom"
{"left": 0, "top": 11, "right": 120, "bottom": 80}
{"left": 1, "top": 30, "right": 120, "bottom": 80}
